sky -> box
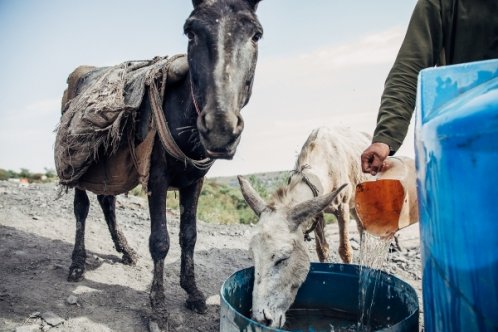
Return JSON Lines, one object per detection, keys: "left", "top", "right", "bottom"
{"left": 0, "top": 0, "right": 418, "bottom": 178}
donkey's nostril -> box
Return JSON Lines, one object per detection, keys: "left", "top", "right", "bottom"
{"left": 234, "top": 113, "right": 244, "bottom": 136}
{"left": 197, "top": 111, "right": 210, "bottom": 135}
{"left": 263, "top": 310, "right": 273, "bottom": 326}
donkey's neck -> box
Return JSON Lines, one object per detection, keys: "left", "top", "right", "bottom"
{"left": 164, "top": 76, "right": 197, "bottom": 125}
{"left": 163, "top": 76, "right": 207, "bottom": 160}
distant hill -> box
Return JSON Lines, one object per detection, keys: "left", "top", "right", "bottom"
{"left": 157, "top": 170, "right": 290, "bottom": 225}
{"left": 200, "top": 170, "right": 290, "bottom": 224}
{"left": 204, "top": 170, "right": 337, "bottom": 225}
{"left": 209, "top": 170, "right": 291, "bottom": 191}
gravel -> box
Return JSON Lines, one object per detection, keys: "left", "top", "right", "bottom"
{"left": 0, "top": 180, "right": 423, "bottom": 331}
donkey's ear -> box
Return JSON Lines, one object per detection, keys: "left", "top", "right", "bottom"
{"left": 192, "top": 0, "right": 203, "bottom": 8}
{"left": 289, "top": 184, "right": 348, "bottom": 230}
{"left": 238, "top": 175, "right": 267, "bottom": 216}
{"left": 246, "top": 0, "right": 262, "bottom": 10}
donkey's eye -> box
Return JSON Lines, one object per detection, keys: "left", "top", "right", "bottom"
{"left": 186, "top": 30, "right": 195, "bottom": 41}
{"left": 252, "top": 32, "right": 262, "bottom": 43}
{"left": 275, "top": 257, "right": 288, "bottom": 267}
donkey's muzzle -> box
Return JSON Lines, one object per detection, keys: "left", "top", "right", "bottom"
{"left": 197, "top": 110, "right": 244, "bottom": 159}
{"left": 252, "top": 309, "right": 275, "bottom": 328}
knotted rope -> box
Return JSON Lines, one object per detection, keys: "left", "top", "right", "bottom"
{"left": 288, "top": 164, "right": 321, "bottom": 241}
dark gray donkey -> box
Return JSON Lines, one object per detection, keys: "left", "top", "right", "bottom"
{"left": 55, "top": 0, "right": 263, "bottom": 329}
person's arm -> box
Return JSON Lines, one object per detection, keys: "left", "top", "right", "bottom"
{"left": 362, "top": 0, "right": 444, "bottom": 175}
{"left": 373, "top": 0, "right": 443, "bottom": 152}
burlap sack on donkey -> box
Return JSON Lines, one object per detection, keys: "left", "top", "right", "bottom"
{"left": 54, "top": 55, "right": 187, "bottom": 195}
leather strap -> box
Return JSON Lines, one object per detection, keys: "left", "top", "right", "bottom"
{"left": 147, "top": 56, "right": 214, "bottom": 170}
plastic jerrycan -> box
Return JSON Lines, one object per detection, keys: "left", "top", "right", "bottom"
{"left": 355, "top": 156, "right": 419, "bottom": 238}
{"left": 415, "top": 59, "right": 498, "bottom": 332}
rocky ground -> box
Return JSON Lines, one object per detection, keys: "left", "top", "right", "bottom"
{"left": 0, "top": 181, "right": 422, "bottom": 332}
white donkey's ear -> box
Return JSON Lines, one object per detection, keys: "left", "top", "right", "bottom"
{"left": 289, "top": 184, "right": 348, "bottom": 230}
{"left": 238, "top": 175, "right": 267, "bottom": 216}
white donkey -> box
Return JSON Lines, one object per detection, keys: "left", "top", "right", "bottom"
{"left": 237, "top": 126, "right": 371, "bottom": 328}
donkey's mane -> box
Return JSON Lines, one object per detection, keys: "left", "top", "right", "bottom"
{"left": 267, "top": 186, "right": 292, "bottom": 210}
{"left": 268, "top": 168, "right": 311, "bottom": 209}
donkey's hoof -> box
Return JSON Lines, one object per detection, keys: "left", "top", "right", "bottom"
{"left": 338, "top": 243, "right": 353, "bottom": 264}
{"left": 122, "top": 251, "right": 137, "bottom": 265}
{"left": 148, "top": 320, "right": 163, "bottom": 332}
{"left": 150, "top": 303, "right": 169, "bottom": 331}
{"left": 185, "top": 297, "right": 208, "bottom": 314}
{"left": 67, "top": 266, "right": 85, "bottom": 282}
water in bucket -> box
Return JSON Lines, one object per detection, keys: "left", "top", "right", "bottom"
{"left": 220, "top": 264, "right": 419, "bottom": 332}
{"left": 415, "top": 59, "right": 498, "bottom": 331}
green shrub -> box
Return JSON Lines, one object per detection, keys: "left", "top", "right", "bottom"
{"left": 128, "top": 172, "right": 289, "bottom": 225}
{"left": 0, "top": 167, "right": 59, "bottom": 183}
{"left": 0, "top": 169, "right": 9, "bottom": 181}
{"left": 128, "top": 179, "right": 259, "bottom": 224}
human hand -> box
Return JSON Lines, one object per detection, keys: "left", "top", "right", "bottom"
{"left": 361, "top": 142, "right": 390, "bottom": 175}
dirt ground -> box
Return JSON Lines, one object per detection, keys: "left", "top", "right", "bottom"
{"left": 0, "top": 181, "right": 423, "bottom": 332}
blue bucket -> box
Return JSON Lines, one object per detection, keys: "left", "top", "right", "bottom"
{"left": 220, "top": 263, "right": 419, "bottom": 331}
{"left": 415, "top": 59, "right": 498, "bottom": 331}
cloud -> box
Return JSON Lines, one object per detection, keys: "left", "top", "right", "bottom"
{"left": 243, "top": 26, "right": 405, "bottom": 123}
{"left": 244, "top": 27, "right": 406, "bottom": 125}
{"left": 302, "top": 27, "right": 404, "bottom": 68}
{"left": 258, "top": 26, "right": 404, "bottom": 78}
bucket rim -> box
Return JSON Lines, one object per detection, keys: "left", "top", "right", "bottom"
{"left": 219, "top": 262, "right": 419, "bottom": 332}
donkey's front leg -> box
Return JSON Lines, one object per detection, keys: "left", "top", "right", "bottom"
{"left": 179, "top": 178, "right": 207, "bottom": 314}
{"left": 147, "top": 170, "right": 170, "bottom": 327}
{"left": 313, "top": 212, "right": 330, "bottom": 262}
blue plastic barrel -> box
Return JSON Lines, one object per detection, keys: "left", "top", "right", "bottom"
{"left": 415, "top": 59, "right": 498, "bottom": 331}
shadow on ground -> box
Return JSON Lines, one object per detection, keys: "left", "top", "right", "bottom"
{"left": 0, "top": 225, "right": 250, "bottom": 331}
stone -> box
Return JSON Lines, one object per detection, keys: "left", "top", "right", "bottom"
{"left": 148, "top": 320, "right": 161, "bottom": 332}
{"left": 66, "top": 295, "right": 78, "bottom": 305}
{"left": 206, "top": 294, "right": 220, "bottom": 306}
{"left": 29, "top": 312, "right": 41, "bottom": 318}
{"left": 41, "top": 311, "right": 64, "bottom": 327}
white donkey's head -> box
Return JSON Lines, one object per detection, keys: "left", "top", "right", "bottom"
{"left": 238, "top": 176, "right": 347, "bottom": 328}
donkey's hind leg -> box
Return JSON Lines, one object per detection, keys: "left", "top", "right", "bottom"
{"left": 336, "top": 204, "right": 353, "bottom": 263}
{"left": 68, "top": 188, "right": 90, "bottom": 282}
{"left": 97, "top": 195, "right": 137, "bottom": 265}
{"left": 313, "top": 212, "right": 330, "bottom": 262}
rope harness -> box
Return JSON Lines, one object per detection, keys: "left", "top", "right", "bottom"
{"left": 147, "top": 55, "right": 214, "bottom": 170}
{"left": 288, "top": 165, "right": 321, "bottom": 241}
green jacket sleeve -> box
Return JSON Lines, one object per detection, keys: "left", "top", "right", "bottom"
{"left": 372, "top": 0, "right": 443, "bottom": 152}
